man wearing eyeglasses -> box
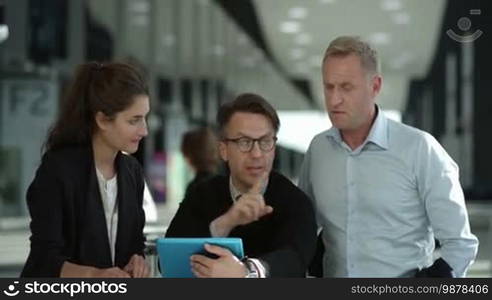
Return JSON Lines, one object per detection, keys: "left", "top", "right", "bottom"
{"left": 166, "top": 93, "right": 317, "bottom": 278}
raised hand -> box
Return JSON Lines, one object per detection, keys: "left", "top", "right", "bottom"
{"left": 226, "top": 172, "right": 273, "bottom": 227}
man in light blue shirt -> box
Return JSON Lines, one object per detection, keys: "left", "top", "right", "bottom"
{"left": 298, "top": 36, "right": 478, "bottom": 277}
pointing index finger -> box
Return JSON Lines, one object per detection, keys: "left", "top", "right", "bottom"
{"left": 248, "top": 171, "right": 268, "bottom": 195}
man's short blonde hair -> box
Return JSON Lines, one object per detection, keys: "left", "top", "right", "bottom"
{"left": 323, "top": 36, "right": 380, "bottom": 75}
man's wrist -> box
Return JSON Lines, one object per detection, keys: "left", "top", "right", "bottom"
{"left": 222, "top": 211, "right": 238, "bottom": 229}
{"left": 210, "top": 214, "right": 235, "bottom": 237}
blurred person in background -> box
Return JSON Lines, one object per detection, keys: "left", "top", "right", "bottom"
{"left": 181, "top": 127, "right": 220, "bottom": 198}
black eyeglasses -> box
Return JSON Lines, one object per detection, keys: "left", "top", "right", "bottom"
{"left": 223, "top": 136, "right": 277, "bottom": 153}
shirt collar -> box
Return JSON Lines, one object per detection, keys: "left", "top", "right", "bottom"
{"left": 325, "top": 126, "right": 342, "bottom": 143}
{"left": 229, "top": 176, "right": 268, "bottom": 202}
{"left": 325, "top": 105, "right": 388, "bottom": 150}
{"left": 229, "top": 177, "right": 242, "bottom": 201}
{"left": 365, "top": 105, "right": 389, "bottom": 150}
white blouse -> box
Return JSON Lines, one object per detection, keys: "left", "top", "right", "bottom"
{"left": 95, "top": 167, "right": 118, "bottom": 265}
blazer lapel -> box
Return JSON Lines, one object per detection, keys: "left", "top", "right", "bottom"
{"left": 81, "top": 146, "right": 113, "bottom": 267}
{"left": 114, "top": 152, "right": 133, "bottom": 267}
{"left": 216, "top": 177, "right": 233, "bottom": 217}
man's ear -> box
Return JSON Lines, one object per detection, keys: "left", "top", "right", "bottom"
{"left": 94, "top": 111, "right": 111, "bottom": 131}
{"left": 371, "top": 74, "right": 382, "bottom": 97}
{"left": 219, "top": 141, "right": 228, "bottom": 162}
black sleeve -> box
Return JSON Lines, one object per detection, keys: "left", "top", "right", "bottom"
{"left": 165, "top": 186, "right": 213, "bottom": 238}
{"left": 21, "top": 154, "right": 69, "bottom": 277}
{"left": 135, "top": 162, "right": 147, "bottom": 257}
{"left": 307, "top": 231, "right": 325, "bottom": 277}
{"left": 259, "top": 191, "right": 318, "bottom": 277}
{"left": 415, "top": 258, "right": 455, "bottom": 277}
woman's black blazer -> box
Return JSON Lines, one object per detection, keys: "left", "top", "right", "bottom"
{"left": 21, "top": 145, "right": 146, "bottom": 277}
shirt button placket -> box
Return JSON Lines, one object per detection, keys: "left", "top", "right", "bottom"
{"left": 346, "top": 154, "right": 355, "bottom": 276}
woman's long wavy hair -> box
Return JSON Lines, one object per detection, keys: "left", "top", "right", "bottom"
{"left": 44, "top": 62, "right": 148, "bottom": 153}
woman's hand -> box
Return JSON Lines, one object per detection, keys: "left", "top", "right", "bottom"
{"left": 124, "top": 254, "right": 150, "bottom": 278}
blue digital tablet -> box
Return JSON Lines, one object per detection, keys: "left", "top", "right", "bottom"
{"left": 156, "top": 237, "right": 244, "bottom": 278}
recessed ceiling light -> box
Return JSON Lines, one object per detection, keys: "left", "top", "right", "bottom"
{"left": 319, "top": 0, "right": 336, "bottom": 4}
{"left": 295, "top": 33, "right": 312, "bottom": 45}
{"left": 381, "top": 0, "right": 402, "bottom": 11}
{"left": 288, "top": 7, "right": 308, "bottom": 19}
{"left": 280, "top": 21, "right": 301, "bottom": 34}
{"left": 392, "top": 12, "right": 410, "bottom": 25}
{"left": 0, "top": 25, "right": 9, "bottom": 43}
{"left": 368, "top": 32, "right": 391, "bottom": 45}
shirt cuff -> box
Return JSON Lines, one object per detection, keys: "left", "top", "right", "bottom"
{"left": 248, "top": 258, "right": 268, "bottom": 278}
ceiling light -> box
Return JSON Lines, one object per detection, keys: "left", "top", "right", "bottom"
{"left": 288, "top": 7, "right": 308, "bottom": 19}
{"left": 295, "top": 33, "right": 312, "bottom": 45}
{"left": 319, "top": 0, "right": 336, "bottom": 4}
{"left": 381, "top": 0, "right": 402, "bottom": 11}
{"left": 392, "top": 12, "right": 410, "bottom": 25}
{"left": 280, "top": 21, "right": 301, "bottom": 34}
{"left": 0, "top": 25, "right": 9, "bottom": 44}
{"left": 368, "top": 32, "right": 391, "bottom": 45}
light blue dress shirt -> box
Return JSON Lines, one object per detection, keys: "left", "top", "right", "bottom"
{"left": 298, "top": 108, "right": 478, "bottom": 277}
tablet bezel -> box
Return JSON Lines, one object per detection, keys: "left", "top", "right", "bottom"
{"left": 156, "top": 237, "right": 245, "bottom": 278}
